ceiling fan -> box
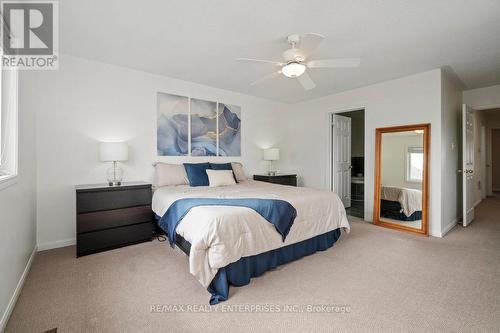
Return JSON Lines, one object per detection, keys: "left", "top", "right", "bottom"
{"left": 237, "top": 33, "right": 360, "bottom": 90}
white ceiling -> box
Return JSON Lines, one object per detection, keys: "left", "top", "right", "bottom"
{"left": 60, "top": 0, "right": 500, "bottom": 103}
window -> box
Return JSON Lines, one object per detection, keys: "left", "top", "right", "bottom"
{"left": 0, "top": 20, "right": 19, "bottom": 189}
{"left": 0, "top": 64, "right": 18, "bottom": 187}
{"left": 406, "top": 147, "right": 423, "bottom": 182}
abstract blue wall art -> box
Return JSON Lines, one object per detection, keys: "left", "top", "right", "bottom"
{"left": 190, "top": 98, "right": 218, "bottom": 156}
{"left": 157, "top": 92, "right": 242, "bottom": 157}
{"left": 157, "top": 92, "right": 189, "bottom": 156}
{"left": 218, "top": 103, "right": 241, "bottom": 156}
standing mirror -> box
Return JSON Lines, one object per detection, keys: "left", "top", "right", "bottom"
{"left": 374, "top": 124, "right": 430, "bottom": 235}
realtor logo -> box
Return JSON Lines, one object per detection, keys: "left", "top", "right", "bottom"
{"left": 1, "top": 0, "right": 58, "bottom": 69}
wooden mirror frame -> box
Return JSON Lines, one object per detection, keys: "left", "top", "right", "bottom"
{"left": 373, "top": 124, "right": 430, "bottom": 235}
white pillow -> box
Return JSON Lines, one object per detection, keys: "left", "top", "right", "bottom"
{"left": 231, "top": 162, "right": 247, "bottom": 182}
{"left": 206, "top": 169, "right": 236, "bottom": 187}
{"left": 152, "top": 162, "right": 189, "bottom": 187}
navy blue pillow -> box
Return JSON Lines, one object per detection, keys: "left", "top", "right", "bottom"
{"left": 183, "top": 163, "right": 211, "bottom": 186}
{"left": 210, "top": 163, "right": 237, "bottom": 182}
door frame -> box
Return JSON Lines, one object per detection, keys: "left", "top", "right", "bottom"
{"left": 327, "top": 107, "right": 366, "bottom": 217}
{"left": 373, "top": 123, "right": 430, "bottom": 236}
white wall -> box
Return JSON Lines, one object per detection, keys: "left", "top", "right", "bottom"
{"left": 381, "top": 134, "right": 423, "bottom": 190}
{"left": 463, "top": 84, "right": 500, "bottom": 110}
{"left": 22, "top": 55, "right": 289, "bottom": 250}
{"left": 282, "top": 69, "right": 444, "bottom": 236}
{"left": 440, "top": 71, "right": 462, "bottom": 235}
{"left": 0, "top": 72, "right": 37, "bottom": 331}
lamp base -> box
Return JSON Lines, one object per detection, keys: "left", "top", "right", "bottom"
{"left": 106, "top": 162, "right": 124, "bottom": 187}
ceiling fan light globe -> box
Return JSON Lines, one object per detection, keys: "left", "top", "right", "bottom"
{"left": 282, "top": 62, "right": 306, "bottom": 78}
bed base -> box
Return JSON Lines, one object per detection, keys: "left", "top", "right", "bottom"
{"left": 155, "top": 214, "right": 343, "bottom": 304}
{"left": 175, "top": 234, "right": 191, "bottom": 256}
{"left": 380, "top": 199, "right": 422, "bottom": 221}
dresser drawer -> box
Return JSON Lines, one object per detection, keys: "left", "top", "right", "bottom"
{"left": 77, "top": 206, "right": 152, "bottom": 233}
{"left": 77, "top": 222, "right": 152, "bottom": 257}
{"left": 253, "top": 175, "right": 297, "bottom": 186}
{"left": 77, "top": 187, "right": 151, "bottom": 213}
{"left": 270, "top": 177, "right": 297, "bottom": 186}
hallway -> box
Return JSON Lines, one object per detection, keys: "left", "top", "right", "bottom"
{"left": 448, "top": 196, "right": 500, "bottom": 249}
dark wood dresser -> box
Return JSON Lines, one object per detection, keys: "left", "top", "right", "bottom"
{"left": 75, "top": 182, "right": 153, "bottom": 257}
{"left": 253, "top": 174, "right": 297, "bottom": 186}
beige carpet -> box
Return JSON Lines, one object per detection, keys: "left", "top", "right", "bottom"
{"left": 379, "top": 217, "right": 422, "bottom": 229}
{"left": 6, "top": 197, "right": 500, "bottom": 333}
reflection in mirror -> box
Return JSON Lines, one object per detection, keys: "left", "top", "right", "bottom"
{"left": 379, "top": 130, "right": 424, "bottom": 231}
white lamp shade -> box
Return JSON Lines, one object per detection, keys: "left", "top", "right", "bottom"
{"left": 100, "top": 142, "right": 128, "bottom": 162}
{"left": 263, "top": 148, "right": 280, "bottom": 161}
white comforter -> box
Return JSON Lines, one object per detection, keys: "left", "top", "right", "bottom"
{"left": 381, "top": 186, "right": 422, "bottom": 217}
{"left": 152, "top": 180, "right": 350, "bottom": 287}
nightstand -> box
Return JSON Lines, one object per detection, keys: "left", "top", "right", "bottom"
{"left": 75, "top": 181, "right": 153, "bottom": 257}
{"left": 253, "top": 173, "right": 297, "bottom": 186}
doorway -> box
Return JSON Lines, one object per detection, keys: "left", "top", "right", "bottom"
{"left": 462, "top": 107, "right": 500, "bottom": 220}
{"left": 330, "top": 109, "right": 365, "bottom": 219}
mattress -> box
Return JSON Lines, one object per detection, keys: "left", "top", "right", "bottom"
{"left": 152, "top": 180, "right": 350, "bottom": 287}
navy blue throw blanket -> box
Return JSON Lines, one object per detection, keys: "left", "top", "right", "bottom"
{"left": 158, "top": 198, "right": 297, "bottom": 247}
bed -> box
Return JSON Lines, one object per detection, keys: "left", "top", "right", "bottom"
{"left": 152, "top": 179, "right": 350, "bottom": 304}
{"left": 380, "top": 186, "right": 422, "bottom": 221}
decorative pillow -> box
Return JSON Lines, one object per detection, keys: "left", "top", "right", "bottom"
{"left": 152, "top": 162, "right": 188, "bottom": 187}
{"left": 231, "top": 162, "right": 247, "bottom": 182}
{"left": 206, "top": 170, "right": 236, "bottom": 187}
{"left": 210, "top": 162, "right": 237, "bottom": 182}
{"left": 183, "top": 162, "right": 211, "bottom": 186}
{"left": 209, "top": 162, "right": 233, "bottom": 171}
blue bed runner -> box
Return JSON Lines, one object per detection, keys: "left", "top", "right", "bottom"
{"left": 208, "top": 228, "right": 342, "bottom": 304}
{"left": 158, "top": 198, "right": 297, "bottom": 247}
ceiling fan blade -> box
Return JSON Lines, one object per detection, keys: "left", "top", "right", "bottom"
{"left": 237, "top": 58, "right": 284, "bottom": 66}
{"left": 307, "top": 58, "right": 361, "bottom": 68}
{"left": 250, "top": 71, "right": 282, "bottom": 86}
{"left": 299, "top": 33, "right": 325, "bottom": 59}
{"left": 297, "top": 72, "right": 316, "bottom": 90}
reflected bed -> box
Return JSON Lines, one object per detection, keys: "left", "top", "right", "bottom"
{"left": 380, "top": 186, "right": 422, "bottom": 221}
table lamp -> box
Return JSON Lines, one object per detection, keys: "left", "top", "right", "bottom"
{"left": 263, "top": 148, "right": 279, "bottom": 176}
{"left": 100, "top": 142, "right": 128, "bottom": 186}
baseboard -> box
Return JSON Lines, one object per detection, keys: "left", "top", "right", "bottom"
{"left": 473, "top": 199, "right": 482, "bottom": 209}
{"left": 441, "top": 218, "right": 460, "bottom": 237}
{"left": 0, "top": 246, "right": 37, "bottom": 333}
{"left": 37, "top": 238, "right": 76, "bottom": 251}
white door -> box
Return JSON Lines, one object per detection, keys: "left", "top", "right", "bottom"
{"left": 332, "top": 114, "right": 351, "bottom": 208}
{"left": 462, "top": 104, "right": 475, "bottom": 226}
